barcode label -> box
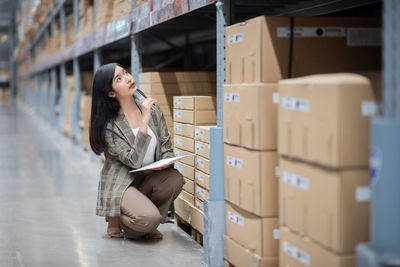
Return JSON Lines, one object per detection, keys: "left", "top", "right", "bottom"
{"left": 362, "top": 101, "right": 378, "bottom": 116}
{"left": 282, "top": 96, "right": 310, "bottom": 112}
{"left": 174, "top": 111, "right": 182, "bottom": 118}
{"left": 174, "top": 123, "right": 182, "bottom": 132}
{"left": 356, "top": 186, "right": 371, "bottom": 202}
{"left": 347, "top": 28, "right": 381, "bottom": 46}
{"left": 174, "top": 150, "right": 182, "bottom": 157}
{"left": 195, "top": 171, "right": 204, "bottom": 183}
{"left": 195, "top": 128, "right": 204, "bottom": 137}
{"left": 174, "top": 97, "right": 182, "bottom": 105}
{"left": 174, "top": 137, "right": 183, "bottom": 146}
{"left": 224, "top": 93, "right": 240, "bottom": 103}
{"left": 273, "top": 93, "right": 280, "bottom": 104}
{"left": 174, "top": 163, "right": 183, "bottom": 172}
{"left": 226, "top": 156, "right": 243, "bottom": 168}
{"left": 196, "top": 199, "right": 204, "bottom": 211}
{"left": 277, "top": 27, "right": 345, "bottom": 38}
{"left": 275, "top": 166, "right": 280, "bottom": 177}
{"left": 273, "top": 229, "right": 280, "bottom": 239}
{"left": 283, "top": 241, "right": 310, "bottom": 266}
{"left": 227, "top": 33, "right": 244, "bottom": 44}
{"left": 196, "top": 158, "right": 205, "bottom": 168}
{"left": 196, "top": 185, "right": 205, "bottom": 197}
{"left": 228, "top": 211, "right": 244, "bottom": 226}
{"left": 282, "top": 171, "right": 310, "bottom": 191}
{"left": 195, "top": 143, "right": 205, "bottom": 152}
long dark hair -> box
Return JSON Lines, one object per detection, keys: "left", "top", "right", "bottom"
{"left": 89, "top": 63, "right": 121, "bottom": 155}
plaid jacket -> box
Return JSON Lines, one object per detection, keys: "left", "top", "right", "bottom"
{"left": 96, "top": 97, "right": 174, "bottom": 216}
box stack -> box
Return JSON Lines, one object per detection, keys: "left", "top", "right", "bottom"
{"left": 138, "top": 71, "right": 216, "bottom": 134}
{"left": 112, "top": 0, "right": 132, "bottom": 21}
{"left": 63, "top": 75, "right": 75, "bottom": 137}
{"left": 173, "top": 96, "right": 217, "bottom": 236}
{"left": 278, "top": 74, "right": 375, "bottom": 267}
{"left": 96, "top": 0, "right": 114, "bottom": 29}
{"left": 78, "top": 0, "right": 94, "bottom": 40}
{"left": 80, "top": 95, "right": 92, "bottom": 151}
{"left": 65, "top": 14, "right": 75, "bottom": 47}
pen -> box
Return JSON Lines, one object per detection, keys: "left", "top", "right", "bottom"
{"left": 136, "top": 88, "right": 147, "bottom": 99}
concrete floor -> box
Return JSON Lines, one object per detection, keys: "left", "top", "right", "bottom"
{"left": 0, "top": 98, "right": 203, "bottom": 267}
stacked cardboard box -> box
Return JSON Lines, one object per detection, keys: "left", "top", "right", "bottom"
{"left": 96, "top": 0, "right": 114, "bottom": 29}
{"left": 112, "top": 0, "right": 131, "bottom": 21}
{"left": 65, "top": 14, "right": 75, "bottom": 47}
{"left": 80, "top": 95, "right": 92, "bottom": 151}
{"left": 278, "top": 73, "right": 375, "bottom": 267}
{"left": 78, "top": 0, "right": 94, "bottom": 40}
{"left": 63, "top": 75, "right": 75, "bottom": 137}
{"left": 138, "top": 71, "right": 216, "bottom": 134}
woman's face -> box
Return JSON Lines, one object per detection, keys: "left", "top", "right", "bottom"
{"left": 109, "top": 66, "right": 136, "bottom": 100}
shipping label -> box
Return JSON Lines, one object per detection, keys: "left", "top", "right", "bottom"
{"left": 196, "top": 158, "right": 205, "bottom": 168}
{"left": 195, "top": 171, "right": 204, "bottom": 183}
{"left": 195, "top": 143, "right": 205, "bottom": 152}
{"left": 174, "top": 150, "right": 182, "bottom": 157}
{"left": 196, "top": 199, "right": 204, "bottom": 211}
{"left": 282, "top": 96, "right": 310, "bottom": 112}
{"left": 228, "top": 211, "right": 244, "bottom": 227}
{"left": 174, "top": 137, "right": 183, "bottom": 146}
{"left": 174, "top": 123, "right": 183, "bottom": 132}
{"left": 227, "top": 33, "right": 244, "bottom": 44}
{"left": 273, "top": 229, "right": 280, "bottom": 239}
{"left": 283, "top": 241, "right": 310, "bottom": 266}
{"left": 277, "top": 27, "right": 345, "bottom": 38}
{"left": 224, "top": 93, "right": 240, "bottom": 103}
{"left": 196, "top": 185, "right": 205, "bottom": 198}
{"left": 273, "top": 92, "right": 280, "bottom": 104}
{"left": 174, "top": 110, "right": 182, "bottom": 118}
{"left": 362, "top": 101, "right": 378, "bottom": 116}
{"left": 226, "top": 156, "right": 243, "bottom": 168}
{"left": 282, "top": 171, "right": 310, "bottom": 191}
{"left": 174, "top": 97, "right": 182, "bottom": 105}
{"left": 356, "top": 186, "right": 371, "bottom": 202}
{"left": 195, "top": 128, "right": 204, "bottom": 137}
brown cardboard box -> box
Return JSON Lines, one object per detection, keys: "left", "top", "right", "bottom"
{"left": 149, "top": 94, "right": 174, "bottom": 106}
{"left": 180, "top": 189, "right": 194, "bottom": 205}
{"left": 279, "top": 157, "right": 369, "bottom": 253}
{"left": 174, "top": 148, "right": 195, "bottom": 167}
{"left": 183, "top": 177, "right": 194, "bottom": 195}
{"left": 278, "top": 73, "right": 375, "bottom": 168}
{"left": 139, "top": 72, "right": 216, "bottom": 84}
{"left": 175, "top": 196, "right": 192, "bottom": 223}
{"left": 223, "top": 235, "right": 279, "bottom": 267}
{"left": 174, "top": 122, "right": 194, "bottom": 138}
{"left": 174, "top": 162, "right": 195, "bottom": 181}
{"left": 173, "top": 96, "right": 216, "bottom": 110}
{"left": 191, "top": 206, "right": 204, "bottom": 234}
{"left": 159, "top": 104, "right": 173, "bottom": 118}
{"left": 280, "top": 227, "right": 355, "bottom": 267}
{"left": 174, "top": 134, "right": 194, "bottom": 152}
{"left": 195, "top": 125, "right": 214, "bottom": 143}
{"left": 226, "top": 201, "right": 279, "bottom": 257}
{"left": 174, "top": 109, "right": 217, "bottom": 125}
{"left": 195, "top": 155, "right": 210, "bottom": 175}
{"left": 195, "top": 170, "right": 210, "bottom": 190}
{"left": 140, "top": 82, "right": 216, "bottom": 96}
{"left": 226, "top": 16, "right": 380, "bottom": 84}
{"left": 223, "top": 83, "right": 278, "bottom": 150}
{"left": 195, "top": 141, "right": 210, "bottom": 159}
{"left": 224, "top": 144, "right": 278, "bottom": 217}
{"left": 195, "top": 198, "right": 204, "bottom": 212}
{"left": 195, "top": 184, "right": 209, "bottom": 202}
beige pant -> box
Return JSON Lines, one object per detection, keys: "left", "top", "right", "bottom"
{"left": 120, "top": 168, "right": 184, "bottom": 238}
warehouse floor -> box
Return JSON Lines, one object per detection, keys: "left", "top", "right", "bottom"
{"left": 0, "top": 98, "right": 203, "bottom": 267}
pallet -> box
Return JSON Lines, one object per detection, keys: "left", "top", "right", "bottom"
{"left": 174, "top": 213, "right": 203, "bottom": 246}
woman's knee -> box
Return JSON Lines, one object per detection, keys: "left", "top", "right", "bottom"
{"left": 122, "top": 209, "right": 162, "bottom": 233}
{"left": 166, "top": 168, "right": 184, "bottom": 190}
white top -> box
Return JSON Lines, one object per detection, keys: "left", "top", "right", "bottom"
{"left": 132, "top": 126, "right": 157, "bottom": 166}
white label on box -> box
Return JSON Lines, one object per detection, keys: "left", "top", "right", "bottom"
{"left": 273, "top": 93, "right": 280, "bottom": 104}
{"left": 362, "top": 101, "right": 378, "bottom": 116}
{"left": 275, "top": 166, "right": 280, "bottom": 177}
{"left": 356, "top": 186, "right": 371, "bottom": 202}
{"left": 282, "top": 96, "right": 309, "bottom": 112}
{"left": 226, "top": 156, "right": 243, "bottom": 168}
{"left": 174, "top": 163, "right": 183, "bottom": 172}
{"left": 195, "top": 128, "right": 204, "bottom": 138}
{"left": 196, "top": 185, "right": 205, "bottom": 197}
{"left": 282, "top": 171, "right": 310, "bottom": 191}
{"left": 195, "top": 171, "right": 204, "bottom": 183}
{"left": 196, "top": 199, "right": 204, "bottom": 211}
{"left": 196, "top": 158, "right": 205, "bottom": 168}
{"left": 174, "top": 123, "right": 182, "bottom": 132}
{"left": 277, "top": 27, "right": 345, "bottom": 38}
{"left": 347, "top": 28, "right": 381, "bottom": 46}
{"left": 283, "top": 241, "right": 310, "bottom": 266}
{"left": 273, "top": 229, "right": 280, "bottom": 239}
{"left": 224, "top": 93, "right": 240, "bottom": 103}
{"left": 174, "top": 137, "right": 183, "bottom": 146}
{"left": 195, "top": 143, "right": 205, "bottom": 152}
{"left": 174, "top": 110, "right": 182, "bottom": 118}
{"left": 228, "top": 211, "right": 244, "bottom": 227}
{"left": 227, "top": 33, "right": 244, "bottom": 44}
{"left": 174, "top": 150, "right": 182, "bottom": 157}
{"left": 174, "top": 97, "right": 182, "bottom": 105}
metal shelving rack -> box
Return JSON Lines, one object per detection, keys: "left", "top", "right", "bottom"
{"left": 13, "top": 0, "right": 399, "bottom": 266}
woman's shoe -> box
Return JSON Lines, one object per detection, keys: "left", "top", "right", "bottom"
{"left": 107, "top": 227, "right": 124, "bottom": 238}
{"left": 143, "top": 229, "right": 163, "bottom": 240}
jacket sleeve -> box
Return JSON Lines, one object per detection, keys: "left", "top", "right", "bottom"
{"left": 104, "top": 122, "right": 151, "bottom": 169}
{"left": 155, "top": 105, "right": 174, "bottom": 160}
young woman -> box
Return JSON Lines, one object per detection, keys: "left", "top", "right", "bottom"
{"left": 89, "top": 63, "right": 184, "bottom": 239}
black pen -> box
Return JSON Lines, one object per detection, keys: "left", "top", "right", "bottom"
{"left": 136, "top": 87, "right": 147, "bottom": 99}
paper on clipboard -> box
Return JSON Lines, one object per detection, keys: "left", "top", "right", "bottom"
{"left": 129, "top": 154, "right": 195, "bottom": 173}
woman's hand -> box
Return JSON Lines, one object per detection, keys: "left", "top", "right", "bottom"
{"left": 141, "top": 98, "right": 158, "bottom": 124}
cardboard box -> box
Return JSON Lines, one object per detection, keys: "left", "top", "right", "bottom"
{"left": 174, "top": 195, "right": 192, "bottom": 223}
{"left": 224, "top": 144, "right": 279, "bottom": 217}
{"left": 223, "top": 235, "right": 279, "bottom": 267}
{"left": 195, "top": 198, "right": 204, "bottom": 212}
{"left": 195, "top": 141, "right": 210, "bottom": 159}
{"left": 191, "top": 206, "right": 204, "bottom": 234}
{"left": 223, "top": 83, "right": 278, "bottom": 150}
{"left": 149, "top": 94, "right": 174, "bottom": 106}
{"left": 173, "top": 96, "right": 216, "bottom": 110}
{"left": 278, "top": 73, "right": 375, "bottom": 168}
{"left": 226, "top": 16, "right": 381, "bottom": 84}
{"left": 195, "top": 184, "right": 209, "bottom": 202}
{"left": 174, "top": 162, "right": 195, "bottom": 181}
{"left": 180, "top": 189, "right": 194, "bottom": 205}
{"left": 279, "top": 157, "right": 369, "bottom": 253}
{"left": 139, "top": 72, "right": 216, "bottom": 84}
{"left": 174, "top": 109, "right": 217, "bottom": 125}
{"left": 195, "top": 169, "right": 210, "bottom": 190}
{"left": 195, "top": 155, "right": 210, "bottom": 175}
{"left": 174, "top": 148, "right": 195, "bottom": 167}
{"left": 174, "top": 134, "right": 194, "bottom": 152}
{"left": 226, "top": 201, "right": 279, "bottom": 257}
{"left": 159, "top": 104, "right": 173, "bottom": 118}
{"left": 140, "top": 82, "right": 216, "bottom": 96}
{"left": 174, "top": 122, "right": 194, "bottom": 138}
{"left": 195, "top": 125, "right": 214, "bottom": 143}
{"left": 183, "top": 177, "right": 194, "bottom": 195}
{"left": 280, "top": 227, "right": 355, "bottom": 267}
